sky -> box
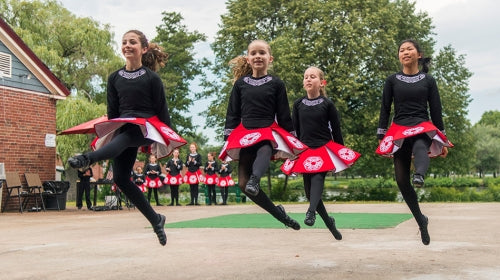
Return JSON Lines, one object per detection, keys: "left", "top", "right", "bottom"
{"left": 59, "top": 0, "right": 499, "bottom": 144}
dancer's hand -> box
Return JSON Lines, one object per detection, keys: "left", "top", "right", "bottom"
{"left": 441, "top": 147, "right": 448, "bottom": 158}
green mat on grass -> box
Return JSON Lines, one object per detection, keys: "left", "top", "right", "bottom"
{"left": 166, "top": 213, "right": 412, "bottom": 229}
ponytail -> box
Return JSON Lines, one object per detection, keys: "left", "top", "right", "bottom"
{"left": 228, "top": 56, "right": 252, "bottom": 83}
{"left": 419, "top": 57, "right": 431, "bottom": 73}
{"left": 142, "top": 42, "right": 169, "bottom": 72}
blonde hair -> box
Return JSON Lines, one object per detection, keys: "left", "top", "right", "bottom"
{"left": 229, "top": 40, "right": 272, "bottom": 83}
{"left": 124, "top": 30, "right": 169, "bottom": 72}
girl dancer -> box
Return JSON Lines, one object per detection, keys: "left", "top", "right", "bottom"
{"left": 217, "top": 160, "right": 234, "bottom": 205}
{"left": 281, "top": 66, "right": 360, "bottom": 240}
{"left": 145, "top": 154, "right": 163, "bottom": 206}
{"left": 219, "top": 39, "right": 306, "bottom": 229}
{"left": 164, "top": 148, "right": 184, "bottom": 206}
{"left": 204, "top": 152, "right": 219, "bottom": 205}
{"left": 185, "top": 143, "right": 202, "bottom": 205}
{"left": 376, "top": 39, "right": 453, "bottom": 245}
{"left": 68, "top": 30, "right": 186, "bottom": 246}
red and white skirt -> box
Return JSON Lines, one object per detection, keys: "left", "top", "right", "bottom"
{"left": 145, "top": 177, "right": 162, "bottom": 189}
{"left": 91, "top": 116, "right": 187, "bottom": 159}
{"left": 164, "top": 174, "right": 183, "bottom": 185}
{"left": 218, "top": 122, "right": 307, "bottom": 162}
{"left": 217, "top": 176, "right": 235, "bottom": 187}
{"left": 203, "top": 174, "right": 219, "bottom": 185}
{"left": 376, "top": 121, "right": 453, "bottom": 158}
{"left": 281, "top": 141, "right": 361, "bottom": 175}
{"left": 184, "top": 170, "right": 203, "bottom": 184}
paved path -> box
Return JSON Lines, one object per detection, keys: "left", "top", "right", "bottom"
{"left": 1, "top": 203, "right": 499, "bottom": 280}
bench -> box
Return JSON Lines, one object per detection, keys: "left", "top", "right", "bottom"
{"left": 200, "top": 184, "right": 246, "bottom": 204}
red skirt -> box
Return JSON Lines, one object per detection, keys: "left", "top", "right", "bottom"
{"left": 376, "top": 121, "right": 453, "bottom": 158}
{"left": 203, "top": 174, "right": 219, "bottom": 185}
{"left": 217, "top": 176, "right": 235, "bottom": 187}
{"left": 184, "top": 170, "right": 202, "bottom": 184}
{"left": 219, "top": 122, "right": 307, "bottom": 161}
{"left": 145, "top": 177, "right": 162, "bottom": 189}
{"left": 281, "top": 141, "right": 361, "bottom": 175}
{"left": 91, "top": 116, "right": 187, "bottom": 159}
{"left": 164, "top": 174, "right": 183, "bottom": 185}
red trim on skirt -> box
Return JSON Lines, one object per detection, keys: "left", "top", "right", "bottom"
{"left": 281, "top": 141, "right": 361, "bottom": 175}
{"left": 218, "top": 122, "right": 307, "bottom": 161}
{"left": 376, "top": 121, "right": 453, "bottom": 158}
{"left": 91, "top": 116, "right": 187, "bottom": 159}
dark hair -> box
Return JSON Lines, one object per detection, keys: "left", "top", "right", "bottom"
{"left": 124, "top": 30, "right": 169, "bottom": 72}
{"left": 399, "top": 39, "right": 431, "bottom": 73}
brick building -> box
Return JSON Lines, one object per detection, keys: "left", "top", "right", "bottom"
{"left": 0, "top": 18, "right": 70, "bottom": 211}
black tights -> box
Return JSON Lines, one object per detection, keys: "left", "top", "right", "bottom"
{"left": 304, "top": 172, "right": 333, "bottom": 224}
{"left": 148, "top": 188, "right": 160, "bottom": 205}
{"left": 189, "top": 184, "right": 199, "bottom": 204}
{"left": 207, "top": 184, "right": 217, "bottom": 204}
{"left": 84, "top": 124, "right": 160, "bottom": 226}
{"left": 239, "top": 142, "right": 284, "bottom": 221}
{"left": 170, "top": 185, "right": 179, "bottom": 204}
{"left": 394, "top": 135, "right": 431, "bottom": 227}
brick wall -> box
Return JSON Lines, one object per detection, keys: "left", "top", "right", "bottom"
{"left": 1, "top": 87, "right": 57, "bottom": 211}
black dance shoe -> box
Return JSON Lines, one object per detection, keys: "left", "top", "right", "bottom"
{"left": 153, "top": 214, "right": 167, "bottom": 246}
{"left": 326, "top": 217, "right": 342, "bottom": 240}
{"left": 412, "top": 174, "right": 425, "bottom": 188}
{"left": 245, "top": 175, "right": 260, "bottom": 196}
{"left": 304, "top": 210, "right": 316, "bottom": 226}
{"left": 277, "top": 205, "right": 300, "bottom": 230}
{"left": 67, "top": 155, "right": 90, "bottom": 169}
{"left": 419, "top": 215, "right": 430, "bottom": 245}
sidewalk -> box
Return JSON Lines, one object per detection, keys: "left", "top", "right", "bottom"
{"left": 1, "top": 203, "right": 499, "bottom": 280}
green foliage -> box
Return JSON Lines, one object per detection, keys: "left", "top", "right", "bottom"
{"left": 269, "top": 179, "right": 301, "bottom": 202}
{"left": 154, "top": 11, "right": 210, "bottom": 138}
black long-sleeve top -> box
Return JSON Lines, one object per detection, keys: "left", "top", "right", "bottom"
{"left": 144, "top": 163, "right": 161, "bottom": 179}
{"left": 292, "top": 96, "right": 344, "bottom": 148}
{"left": 186, "top": 153, "right": 202, "bottom": 172}
{"left": 133, "top": 172, "right": 145, "bottom": 185}
{"left": 377, "top": 72, "right": 445, "bottom": 139}
{"left": 107, "top": 66, "right": 171, "bottom": 126}
{"left": 224, "top": 75, "right": 294, "bottom": 138}
{"left": 204, "top": 160, "right": 219, "bottom": 175}
{"left": 165, "top": 158, "right": 183, "bottom": 176}
{"left": 218, "top": 163, "right": 233, "bottom": 177}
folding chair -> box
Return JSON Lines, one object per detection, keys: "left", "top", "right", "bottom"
{"left": 23, "top": 173, "right": 46, "bottom": 212}
{"left": 2, "top": 172, "right": 24, "bottom": 212}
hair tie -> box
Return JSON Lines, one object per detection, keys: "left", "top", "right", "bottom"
{"left": 321, "top": 80, "right": 327, "bottom": 86}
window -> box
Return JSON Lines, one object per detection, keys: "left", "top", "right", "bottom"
{"left": 0, "top": 52, "right": 12, "bottom": 78}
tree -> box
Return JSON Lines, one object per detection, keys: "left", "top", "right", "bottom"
{"left": 428, "top": 45, "right": 474, "bottom": 176}
{"left": 153, "top": 11, "right": 210, "bottom": 138}
{"left": 1, "top": 0, "right": 123, "bottom": 103}
{"left": 473, "top": 110, "right": 500, "bottom": 177}
{"left": 202, "top": 0, "right": 472, "bottom": 177}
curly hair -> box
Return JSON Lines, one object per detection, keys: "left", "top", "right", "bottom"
{"left": 228, "top": 55, "right": 252, "bottom": 84}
